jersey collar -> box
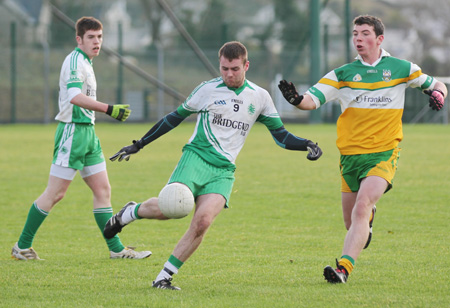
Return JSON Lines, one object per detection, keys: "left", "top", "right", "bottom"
{"left": 355, "top": 48, "right": 390, "bottom": 67}
{"left": 217, "top": 79, "right": 255, "bottom": 95}
{"left": 75, "top": 47, "right": 92, "bottom": 64}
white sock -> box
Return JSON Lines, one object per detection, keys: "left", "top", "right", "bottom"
{"left": 121, "top": 204, "right": 138, "bottom": 225}
{"left": 155, "top": 261, "right": 179, "bottom": 282}
{"left": 164, "top": 261, "right": 179, "bottom": 274}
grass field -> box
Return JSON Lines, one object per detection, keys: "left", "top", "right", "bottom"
{"left": 1, "top": 123, "right": 449, "bottom": 307}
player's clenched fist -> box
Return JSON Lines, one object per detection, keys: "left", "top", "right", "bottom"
{"left": 306, "top": 141, "right": 322, "bottom": 161}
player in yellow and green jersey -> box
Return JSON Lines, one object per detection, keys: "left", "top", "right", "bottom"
{"left": 278, "top": 14, "right": 447, "bottom": 283}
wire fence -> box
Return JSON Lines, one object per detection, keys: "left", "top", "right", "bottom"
{"left": 1, "top": 14, "right": 448, "bottom": 124}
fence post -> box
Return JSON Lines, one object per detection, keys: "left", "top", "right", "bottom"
{"left": 117, "top": 22, "right": 123, "bottom": 105}
{"left": 10, "top": 22, "right": 16, "bottom": 123}
{"left": 345, "top": 0, "right": 352, "bottom": 63}
{"left": 309, "top": 0, "right": 321, "bottom": 123}
{"left": 157, "top": 43, "right": 165, "bottom": 119}
{"left": 42, "top": 38, "right": 50, "bottom": 124}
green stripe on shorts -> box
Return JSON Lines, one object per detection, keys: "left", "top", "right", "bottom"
{"left": 169, "top": 149, "right": 235, "bottom": 207}
{"left": 53, "top": 122, "right": 105, "bottom": 170}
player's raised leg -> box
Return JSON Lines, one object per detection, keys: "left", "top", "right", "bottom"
{"left": 103, "top": 197, "right": 168, "bottom": 239}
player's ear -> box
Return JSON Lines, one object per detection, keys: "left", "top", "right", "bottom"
{"left": 377, "top": 34, "right": 384, "bottom": 46}
{"left": 244, "top": 60, "right": 250, "bottom": 72}
{"left": 76, "top": 35, "right": 82, "bottom": 45}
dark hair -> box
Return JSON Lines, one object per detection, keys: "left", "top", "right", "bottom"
{"left": 218, "top": 41, "right": 248, "bottom": 64}
{"left": 75, "top": 16, "right": 103, "bottom": 38}
{"left": 353, "top": 15, "right": 384, "bottom": 37}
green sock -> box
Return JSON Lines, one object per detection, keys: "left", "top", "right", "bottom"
{"left": 134, "top": 203, "right": 142, "bottom": 219}
{"left": 17, "top": 202, "right": 48, "bottom": 249}
{"left": 93, "top": 207, "right": 125, "bottom": 253}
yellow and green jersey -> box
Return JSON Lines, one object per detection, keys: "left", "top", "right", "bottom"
{"left": 307, "top": 49, "right": 436, "bottom": 155}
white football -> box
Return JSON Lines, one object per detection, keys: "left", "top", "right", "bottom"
{"left": 158, "top": 183, "right": 195, "bottom": 219}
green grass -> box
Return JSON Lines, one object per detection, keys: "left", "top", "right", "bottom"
{"left": 1, "top": 123, "right": 450, "bottom": 307}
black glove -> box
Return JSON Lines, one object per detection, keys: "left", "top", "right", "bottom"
{"left": 424, "top": 89, "right": 445, "bottom": 111}
{"left": 110, "top": 140, "right": 143, "bottom": 162}
{"left": 278, "top": 80, "right": 303, "bottom": 106}
{"left": 306, "top": 141, "right": 322, "bottom": 161}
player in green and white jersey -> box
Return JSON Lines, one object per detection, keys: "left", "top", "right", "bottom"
{"left": 103, "top": 41, "right": 323, "bottom": 290}
{"left": 278, "top": 15, "right": 447, "bottom": 283}
{"left": 12, "top": 17, "right": 151, "bottom": 260}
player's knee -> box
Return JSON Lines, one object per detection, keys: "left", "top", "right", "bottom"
{"left": 192, "top": 216, "right": 213, "bottom": 237}
{"left": 103, "top": 181, "right": 112, "bottom": 195}
{"left": 352, "top": 202, "right": 372, "bottom": 222}
{"left": 94, "top": 183, "right": 111, "bottom": 201}
{"left": 49, "top": 190, "right": 66, "bottom": 205}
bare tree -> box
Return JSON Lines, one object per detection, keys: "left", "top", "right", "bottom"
{"left": 139, "top": 0, "right": 165, "bottom": 47}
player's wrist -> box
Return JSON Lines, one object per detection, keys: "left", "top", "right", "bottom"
{"left": 133, "top": 139, "right": 144, "bottom": 149}
{"left": 290, "top": 95, "right": 303, "bottom": 106}
{"left": 434, "top": 89, "right": 445, "bottom": 98}
{"left": 106, "top": 104, "right": 113, "bottom": 115}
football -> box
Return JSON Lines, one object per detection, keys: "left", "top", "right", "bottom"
{"left": 158, "top": 182, "right": 195, "bottom": 219}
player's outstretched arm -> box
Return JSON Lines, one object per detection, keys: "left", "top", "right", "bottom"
{"left": 269, "top": 126, "right": 323, "bottom": 161}
{"left": 70, "top": 93, "right": 131, "bottom": 121}
{"left": 110, "top": 110, "right": 187, "bottom": 162}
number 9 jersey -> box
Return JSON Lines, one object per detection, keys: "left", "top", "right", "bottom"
{"left": 177, "top": 77, "right": 284, "bottom": 170}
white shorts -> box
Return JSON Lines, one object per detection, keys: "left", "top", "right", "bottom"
{"left": 50, "top": 161, "right": 106, "bottom": 180}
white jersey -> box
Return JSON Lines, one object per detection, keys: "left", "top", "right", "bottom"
{"left": 55, "top": 48, "right": 97, "bottom": 124}
{"left": 177, "top": 77, "right": 283, "bottom": 170}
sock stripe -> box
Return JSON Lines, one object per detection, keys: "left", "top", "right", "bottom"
{"left": 33, "top": 202, "right": 49, "bottom": 216}
{"left": 134, "top": 203, "right": 142, "bottom": 220}
{"left": 339, "top": 257, "right": 354, "bottom": 275}
{"left": 168, "top": 254, "right": 184, "bottom": 269}
{"left": 163, "top": 267, "right": 174, "bottom": 276}
{"left": 33, "top": 202, "right": 48, "bottom": 216}
{"left": 341, "top": 254, "right": 355, "bottom": 265}
{"left": 93, "top": 207, "right": 113, "bottom": 214}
